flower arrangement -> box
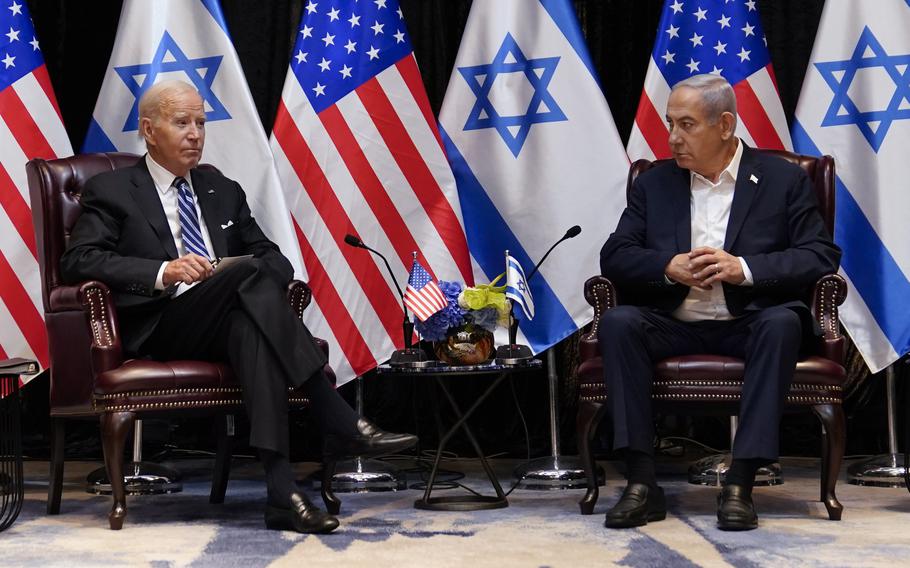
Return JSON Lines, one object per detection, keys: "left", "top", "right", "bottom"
{"left": 414, "top": 279, "right": 510, "bottom": 342}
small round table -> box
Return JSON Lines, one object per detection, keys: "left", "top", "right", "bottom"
{"left": 1, "top": 358, "right": 37, "bottom": 532}
{"left": 376, "top": 359, "right": 542, "bottom": 511}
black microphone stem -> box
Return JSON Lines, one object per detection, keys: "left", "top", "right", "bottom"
{"left": 526, "top": 226, "right": 581, "bottom": 281}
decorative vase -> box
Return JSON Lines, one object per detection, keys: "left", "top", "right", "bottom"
{"left": 433, "top": 325, "right": 494, "bottom": 365}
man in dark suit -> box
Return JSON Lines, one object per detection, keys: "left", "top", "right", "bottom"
{"left": 598, "top": 74, "right": 840, "bottom": 531}
{"left": 61, "top": 80, "right": 416, "bottom": 534}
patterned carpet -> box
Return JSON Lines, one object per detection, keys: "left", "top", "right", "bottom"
{"left": 1, "top": 457, "right": 909, "bottom": 567}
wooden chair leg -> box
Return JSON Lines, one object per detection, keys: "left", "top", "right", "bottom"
{"left": 321, "top": 460, "right": 340, "bottom": 515}
{"left": 812, "top": 403, "right": 845, "bottom": 520}
{"left": 577, "top": 400, "right": 607, "bottom": 515}
{"left": 100, "top": 411, "right": 136, "bottom": 530}
{"left": 46, "top": 418, "right": 65, "bottom": 515}
{"left": 209, "top": 415, "right": 233, "bottom": 504}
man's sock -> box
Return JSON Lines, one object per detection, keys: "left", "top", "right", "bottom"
{"left": 301, "top": 370, "right": 361, "bottom": 438}
{"left": 725, "top": 458, "right": 774, "bottom": 489}
{"left": 260, "top": 449, "right": 299, "bottom": 508}
{"left": 626, "top": 450, "right": 658, "bottom": 488}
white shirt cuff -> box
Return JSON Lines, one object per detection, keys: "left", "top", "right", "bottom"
{"left": 738, "top": 257, "right": 754, "bottom": 286}
{"left": 154, "top": 262, "right": 168, "bottom": 291}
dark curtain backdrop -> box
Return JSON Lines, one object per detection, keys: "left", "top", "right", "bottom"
{"left": 24, "top": 0, "right": 901, "bottom": 460}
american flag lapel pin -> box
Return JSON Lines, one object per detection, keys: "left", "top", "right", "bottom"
{"left": 750, "top": 174, "right": 759, "bottom": 184}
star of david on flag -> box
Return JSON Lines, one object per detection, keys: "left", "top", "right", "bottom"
{"left": 84, "top": 0, "right": 304, "bottom": 281}
{"left": 0, "top": 0, "right": 73, "bottom": 385}
{"left": 814, "top": 26, "right": 910, "bottom": 153}
{"left": 459, "top": 33, "right": 567, "bottom": 157}
{"left": 439, "top": 0, "right": 628, "bottom": 354}
{"left": 628, "top": 0, "right": 792, "bottom": 160}
{"left": 113, "top": 31, "right": 230, "bottom": 133}
{"left": 793, "top": 0, "right": 910, "bottom": 373}
{"left": 505, "top": 254, "right": 534, "bottom": 320}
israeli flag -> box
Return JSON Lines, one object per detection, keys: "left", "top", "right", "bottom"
{"left": 439, "top": 0, "right": 627, "bottom": 353}
{"left": 793, "top": 0, "right": 910, "bottom": 373}
{"left": 83, "top": 0, "right": 303, "bottom": 277}
{"left": 505, "top": 254, "right": 534, "bottom": 320}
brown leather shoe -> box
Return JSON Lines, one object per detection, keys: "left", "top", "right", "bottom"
{"left": 265, "top": 492, "right": 339, "bottom": 534}
{"left": 717, "top": 484, "right": 758, "bottom": 531}
{"left": 604, "top": 483, "right": 667, "bottom": 528}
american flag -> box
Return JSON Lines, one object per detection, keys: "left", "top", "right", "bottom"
{"left": 627, "top": 0, "right": 792, "bottom": 160}
{"left": 270, "top": 0, "right": 472, "bottom": 383}
{"left": 0, "top": 1, "right": 72, "bottom": 385}
{"left": 403, "top": 258, "right": 447, "bottom": 322}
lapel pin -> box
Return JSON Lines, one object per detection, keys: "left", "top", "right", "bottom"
{"left": 749, "top": 174, "right": 759, "bottom": 184}
{"left": 207, "top": 188, "right": 215, "bottom": 194}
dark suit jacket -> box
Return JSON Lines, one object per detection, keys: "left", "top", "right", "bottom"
{"left": 600, "top": 146, "right": 841, "bottom": 334}
{"left": 60, "top": 157, "right": 294, "bottom": 353}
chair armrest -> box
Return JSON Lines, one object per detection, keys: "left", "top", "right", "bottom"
{"left": 287, "top": 280, "right": 312, "bottom": 319}
{"left": 810, "top": 273, "right": 848, "bottom": 364}
{"left": 50, "top": 281, "right": 124, "bottom": 374}
{"left": 286, "top": 280, "right": 330, "bottom": 362}
{"left": 582, "top": 276, "right": 618, "bottom": 341}
{"left": 577, "top": 276, "right": 618, "bottom": 361}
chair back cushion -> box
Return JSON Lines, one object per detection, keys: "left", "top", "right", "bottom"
{"left": 25, "top": 153, "right": 220, "bottom": 416}
{"left": 627, "top": 150, "right": 835, "bottom": 234}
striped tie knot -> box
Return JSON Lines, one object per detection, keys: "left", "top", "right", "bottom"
{"left": 173, "top": 176, "right": 211, "bottom": 259}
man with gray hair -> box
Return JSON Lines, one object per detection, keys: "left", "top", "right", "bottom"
{"left": 598, "top": 74, "right": 840, "bottom": 530}
{"left": 61, "top": 80, "right": 417, "bottom": 534}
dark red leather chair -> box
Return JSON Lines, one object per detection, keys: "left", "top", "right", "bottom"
{"left": 27, "top": 152, "right": 339, "bottom": 530}
{"left": 575, "top": 150, "right": 847, "bottom": 521}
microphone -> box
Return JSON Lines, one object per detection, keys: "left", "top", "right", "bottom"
{"left": 496, "top": 226, "right": 582, "bottom": 364}
{"left": 526, "top": 225, "right": 581, "bottom": 281}
{"left": 343, "top": 234, "right": 428, "bottom": 366}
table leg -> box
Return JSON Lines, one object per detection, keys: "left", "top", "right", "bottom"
{"left": 415, "top": 372, "right": 510, "bottom": 511}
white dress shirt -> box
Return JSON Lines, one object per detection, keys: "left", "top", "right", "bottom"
{"left": 672, "top": 139, "right": 754, "bottom": 322}
{"left": 146, "top": 154, "right": 216, "bottom": 294}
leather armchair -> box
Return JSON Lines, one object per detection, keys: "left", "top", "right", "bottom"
{"left": 26, "top": 152, "right": 339, "bottom": 529}
{"left": 575, "top": 150, "right": 847, "bottom": 521}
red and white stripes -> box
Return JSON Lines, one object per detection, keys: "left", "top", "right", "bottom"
{"left": 271, "top": 55, "right": 471, "bottom": 383}
{"left": 0, "top": 65, "right": 73, "bottom": 378}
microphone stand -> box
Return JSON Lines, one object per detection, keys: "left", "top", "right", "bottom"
{"left": 343, "top": 236, "right": 431, "bottom": 368}
{"left": 506, "top": 226, "right": 602, "bottom": 490}
{"left": 318, "top": 238, "right": 422, "bottom": 495}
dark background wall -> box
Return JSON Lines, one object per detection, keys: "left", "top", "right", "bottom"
{"left": 20, "top": 0, "right": 907, "bottom": 461}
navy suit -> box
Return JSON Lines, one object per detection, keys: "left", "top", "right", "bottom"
{"left": 60, "top": 159, "right": 327, "bottom": 455}
{"left": 598, "top": 146, "right": 841, "bottom": 459}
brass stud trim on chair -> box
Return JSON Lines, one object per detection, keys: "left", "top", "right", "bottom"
{"left": 94, "top": 386, "right": 243, "bottom": 400}
{"left": 85, "top": 288, "right": 113, "bottom": 347}
{"left": 96, "top": 399, "right": 245, "bottom": 413}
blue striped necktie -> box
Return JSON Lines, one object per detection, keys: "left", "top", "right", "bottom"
{"left": 174, "top": 176, "right": 211, "bottom": 259}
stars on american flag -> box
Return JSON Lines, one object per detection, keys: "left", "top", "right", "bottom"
{"left": 291, "top": 1, "right": 412, "bottom": 112}
{"left": 1, "top": 0, "right": 45, "bottom": 88}
{"left": 652, "top": 0, "right": 771, "bottom": 86}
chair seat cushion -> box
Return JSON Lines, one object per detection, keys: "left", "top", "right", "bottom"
{"left": 95, "top": 359, "right": 237, "bottom": 395}
{"left": 577, "top": 354, "right": 844, "bottom": 406}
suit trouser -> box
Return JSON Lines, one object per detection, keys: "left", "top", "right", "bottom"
{"left": 598, "top": 305, "right": 802, "bottom": 460}
{"left": 140, "top": 259, "right": 328, "bottom": 456}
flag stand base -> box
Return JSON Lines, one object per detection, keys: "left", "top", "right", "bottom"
{"left": 495, "top": 344, "right": 533, "bottom": 366}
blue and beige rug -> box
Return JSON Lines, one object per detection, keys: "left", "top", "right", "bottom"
{"left": 1, "top": 458, "right": 908, "bottom": 567}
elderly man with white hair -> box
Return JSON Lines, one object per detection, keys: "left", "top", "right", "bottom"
{"left": 598, "top": 74, "right": 841, "bottom": 531}
{"left": 61, "top": 80, "right": 417, "bottom": 534}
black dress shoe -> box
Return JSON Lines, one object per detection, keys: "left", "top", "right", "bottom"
{"left": 265, "top": 492, "right": 339, "bottom": 534}
{"left": 604, "top": 483, "right": 667, "bottom": 528}
{"left": 717, "top": 484, "right": 758, "bottom": 531}
{"left": 324, "top": 418, "right": 418, "bottom": 460}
